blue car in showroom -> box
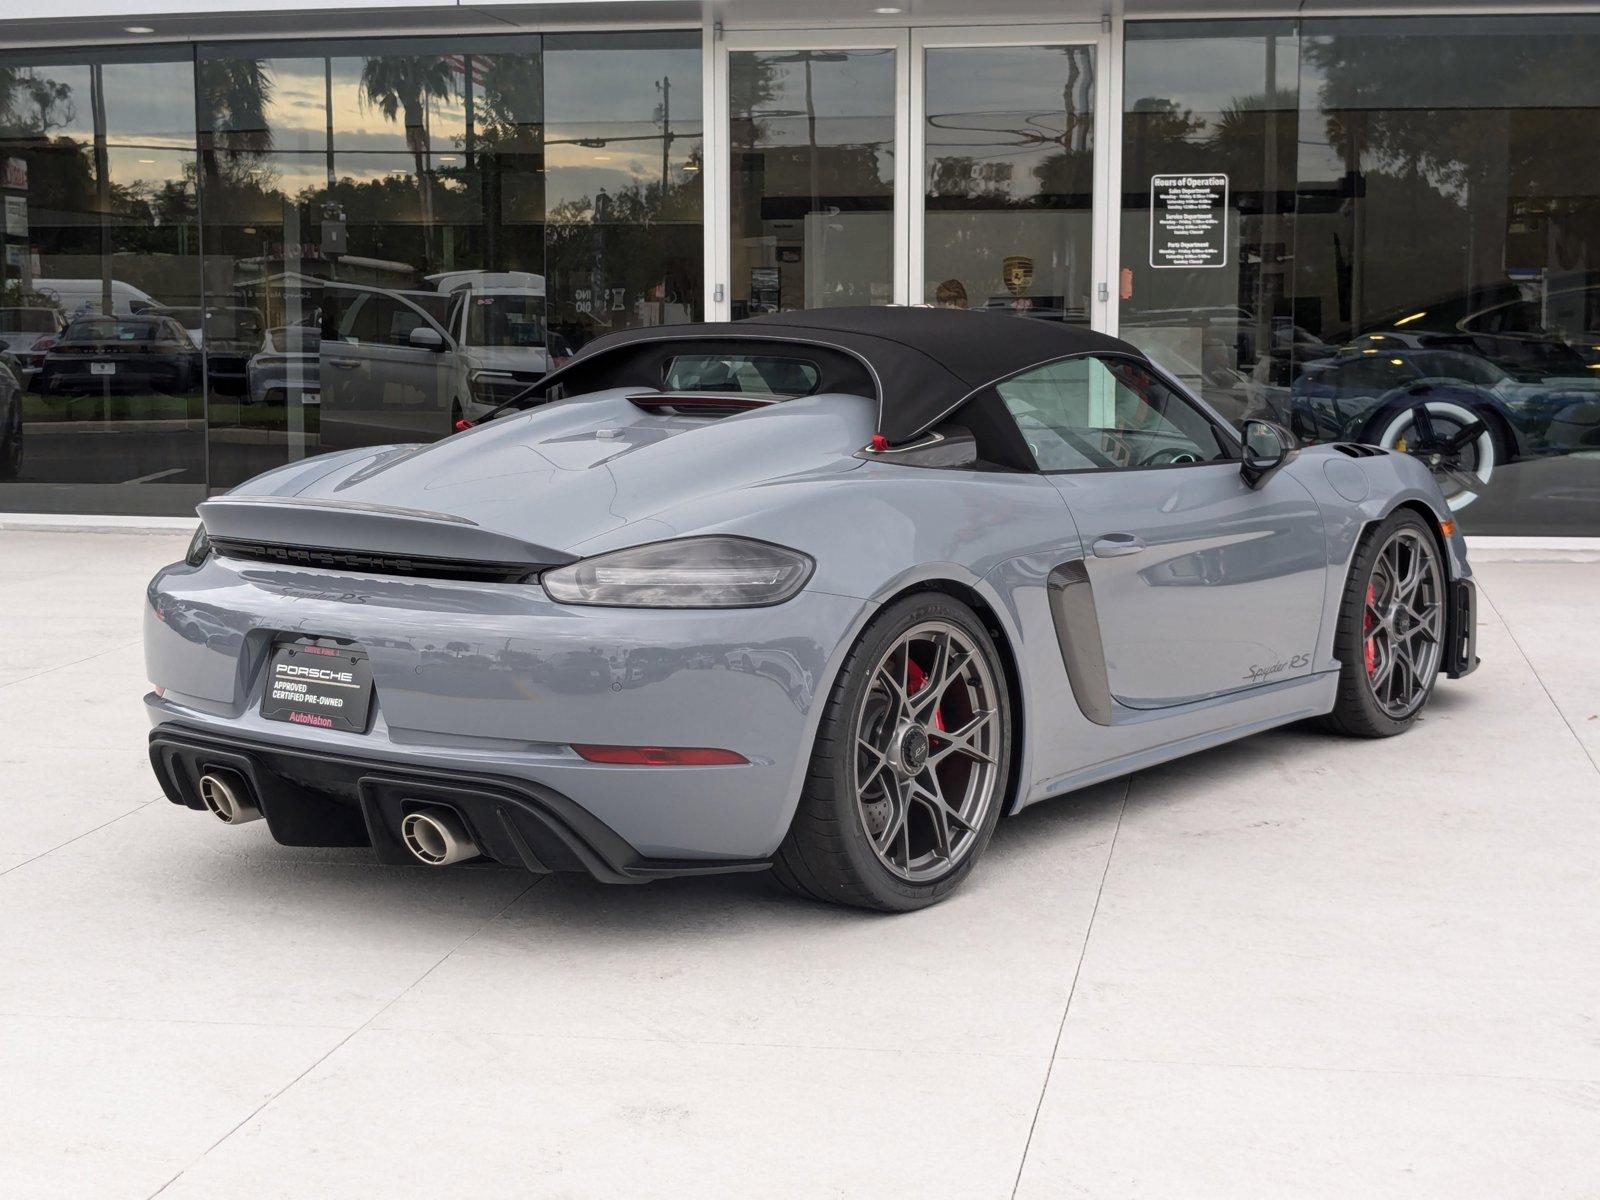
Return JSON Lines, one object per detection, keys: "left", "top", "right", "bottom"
{"left": 144, "top": 308, "right": 1477, "bottom": 910}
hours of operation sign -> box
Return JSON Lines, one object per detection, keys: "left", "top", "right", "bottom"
{"left": 1149, "top": 174, "right": 1229, "bottom": 269}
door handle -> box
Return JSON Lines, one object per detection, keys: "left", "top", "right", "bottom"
{"left": 327, "top": 357, "right": 361, "bottom": 369}
{"left": 1092, "top": 534, "right": 1146, "bottom": 559}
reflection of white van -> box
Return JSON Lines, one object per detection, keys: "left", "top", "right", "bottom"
{"left": 33, "top": 278, "right": 156, "bottom": 317}
{"left": 426, "top": 269, "right": 545, "bottom": 298}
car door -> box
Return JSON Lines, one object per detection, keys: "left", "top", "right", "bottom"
{"left": 320, "top": 286, "right": 454, "bottom": 448}
{"left": 996, "top": 354, "right": 1327, "bottom": 709}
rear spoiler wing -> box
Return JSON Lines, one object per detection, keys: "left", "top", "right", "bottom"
{"left": 197, "top": 495, "right": 576, "bottom": 568}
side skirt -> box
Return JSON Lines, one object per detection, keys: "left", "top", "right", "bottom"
{"left": 1019, "top": 669, "right": 1339, "bottom": 810}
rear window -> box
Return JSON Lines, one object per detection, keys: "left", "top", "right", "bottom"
{"left": 0, "top": 308, "right": 60, "bottom": 333}
{"left": 62, "top": 317, "right": 161, "bottom": 344}
{"left": 663, "top": 354, "right": 821, "bottom": 397}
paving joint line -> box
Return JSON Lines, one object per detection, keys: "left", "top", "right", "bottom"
{"left": 0, "top": 637, "right": 144, "bottom": 692}
{"left": 1009, "top": 776, "right": 1131, "bottom": 1200}
{"left": 0, "top": 799, "right": 160, "bottom": 879}
{"left": 145, "top": 874, "right": 546, "bottom": 1199}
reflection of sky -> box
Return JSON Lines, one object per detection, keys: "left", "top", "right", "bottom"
{"left": 102, "top": 61, "right": 196, "bottom": 146}
{"left": 104, "top": 146, "right": 192, "bottom": 192}
{"left": 1124, "top": 34, "right": 1295, "bottom": 116}
{"left": 734, "top": 50, "right": 897, "bottom": 120}
{"left": 247, "top": 58, "right": 329, "bottom": 152}
{"left": 546, "top": 46, "right": 701, "bottom": 123}
{"left": 925, "top": 46, "right": 1094, "bottom": 115}
{"left": 7, "top": 38, "right": 709, "bottom": 219}
{"left": 923, "top": 45, "right": 1093, "bottom": 201}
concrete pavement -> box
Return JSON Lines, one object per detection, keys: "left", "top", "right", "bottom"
{"left": 0, "top": 530, "right": 1596, "bottom": 1199}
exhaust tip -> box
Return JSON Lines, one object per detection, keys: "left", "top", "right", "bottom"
{"left": 198, "top": 771, "right": 262, "bottom": 825}
{"left": 400, "top": 808, "right": 478, "bottom": 867}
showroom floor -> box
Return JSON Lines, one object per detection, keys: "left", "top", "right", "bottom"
{"left": 0, "top": 529, "right": 1596, "bottom": 1200}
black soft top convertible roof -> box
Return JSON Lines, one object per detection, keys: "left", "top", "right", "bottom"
{"left": 527, "top": 307, "right": 1135, "bottom": 444}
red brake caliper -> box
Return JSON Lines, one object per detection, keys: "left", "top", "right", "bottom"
{"left": 905, "top": 660, "right": 947, "bottom": 732}
{"left": 1363, "top": 582, "right": 1378, "bottom": 678}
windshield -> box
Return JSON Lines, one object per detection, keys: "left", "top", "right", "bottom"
{"left": 61, "top": 317, "right": 171, "bottom": 344}
{"left": 464, "top": 294, "right": 549, "bottom": 348}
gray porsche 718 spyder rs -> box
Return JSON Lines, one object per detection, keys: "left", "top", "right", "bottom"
{"left": 144, "top": 308, "right": 1478, "bottom": 911}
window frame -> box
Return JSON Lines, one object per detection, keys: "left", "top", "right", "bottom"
{"left": 985, "top": 349, "right": 1243, "bottom": 476}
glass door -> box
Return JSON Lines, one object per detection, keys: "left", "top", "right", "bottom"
{"left": 715, "top": 30, "right": 909, "bottom": 318}
{"left": 910, "top": 26, "right": 1111, "bottom": 329}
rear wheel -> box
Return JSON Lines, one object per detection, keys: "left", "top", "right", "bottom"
{"left": 1323, "top": 510, "right": 1446, "bottom": 737}
{"left": 774, "top": 593, "right": 1011, "bottom": 911}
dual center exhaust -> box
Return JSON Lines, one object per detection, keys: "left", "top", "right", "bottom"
{"left": 196, "top": 771, "right": 478, "bottom": 866}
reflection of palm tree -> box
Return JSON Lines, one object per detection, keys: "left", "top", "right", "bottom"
{"left": 197, "top": 58, "right": 275, "bottom": 199}
{"left": 360, "top": 55, "right": 455, "bottom": 265}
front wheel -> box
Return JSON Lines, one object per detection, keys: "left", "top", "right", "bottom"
{"left": 774, "top": 593, "right": 1012, "bottom": 911}
{"left": 1323, "top": 510, "right": 1447, "bottom": 737}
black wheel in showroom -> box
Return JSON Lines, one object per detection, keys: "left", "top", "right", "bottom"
{"left": 1368, "top": 395, "right": 1505, "bottom": 512}
{"left": 775, "top": 592, "right": 1012, "bottom": 911}
{"left": 1323, "top": 509, "right": 1447, "bottom": 738}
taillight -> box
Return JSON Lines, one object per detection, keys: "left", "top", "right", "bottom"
{"left": 571, "top": 744, "right": 748, "bottom": 766}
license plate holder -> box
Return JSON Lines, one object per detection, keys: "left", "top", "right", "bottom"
{"left": 89, "top": 362, "right": 116, "bottom": 376}
{"left": 260, "top": 640, "right": 374, "bottom": 733}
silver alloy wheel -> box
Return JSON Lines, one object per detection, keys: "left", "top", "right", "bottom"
{"left": 853, "top": 620, "right": 1002, "bottom": 883}
{"left": 1362, "top": 527, "right": 1445, "bottom": 719}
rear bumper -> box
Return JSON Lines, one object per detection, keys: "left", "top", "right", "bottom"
{"left": 1445, "top": 577, "right": 1479, "bottom": 679}
{"left": 144, "top": 556, "right": 869, "bottom": 859}
{"left": 150, "top": 725, "right": 770, "bottom": 882}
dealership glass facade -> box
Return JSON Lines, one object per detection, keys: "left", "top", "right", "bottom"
{"left": 0, "top": 33, "right": 702, "bottom": 511}
{"left": 1121, "top": 16, "right": 1600, "bottom": 535}
{"left": 0, "top": 14, "right": 1595, "bottom": 535}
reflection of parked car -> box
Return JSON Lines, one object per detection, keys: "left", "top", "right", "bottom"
{"left": 319, "top": 281, "right": 572, "bottom": 447}
{"left": 247, "top": 325, "right": 321, "bottom": 408}
{"left": 446, "top": 287, "right": 573, "bottom": 423}
{"left": 0, "top": 305, "right": 65, "bottom": 389}
{"left": 1289, "top": 346, "right": 1600, "bottom": 510}
{"left": 317, "top": 284, "right": 455, "bottom": 448}
{"left": 150, "top": 306, "right": 266, "bottom": 396}
{"left": 0, "top": 346, "right": 22, "bottom": 479}
{"left": 39, "top": 314, "right": 202, "bottom": 397}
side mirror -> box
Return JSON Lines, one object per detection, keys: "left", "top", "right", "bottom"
{"left": 1239, "top": 418, "right": 1299, "bottom": 489}
{"left": 409, "top": 325, "right": 447, "bottom": 352}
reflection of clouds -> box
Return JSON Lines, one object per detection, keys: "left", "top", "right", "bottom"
{"left": 104, "top": 147, "right": 194, "bottom": 190}
{"left": 545, "top": 45, "right": 702, "bottom": 123}
{"left": 101, "top": 60, "right": 197, "bottom": 144}
{"left": 1124, "top": 34, "right": 1294, "bottom": 116}
{"left": 925, "top": 46, "right": 1095, "bottom": 115}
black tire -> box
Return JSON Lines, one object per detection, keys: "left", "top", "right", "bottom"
{"left": 1322, "top": 509, "right": 1446, "bottom": 737}
{"left": 774, "top": 592, "right": 1012, "bottom": 911}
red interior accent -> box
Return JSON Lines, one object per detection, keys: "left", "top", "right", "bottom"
{"left": 572, "top": 744, "right": 748, "bottom": 766}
